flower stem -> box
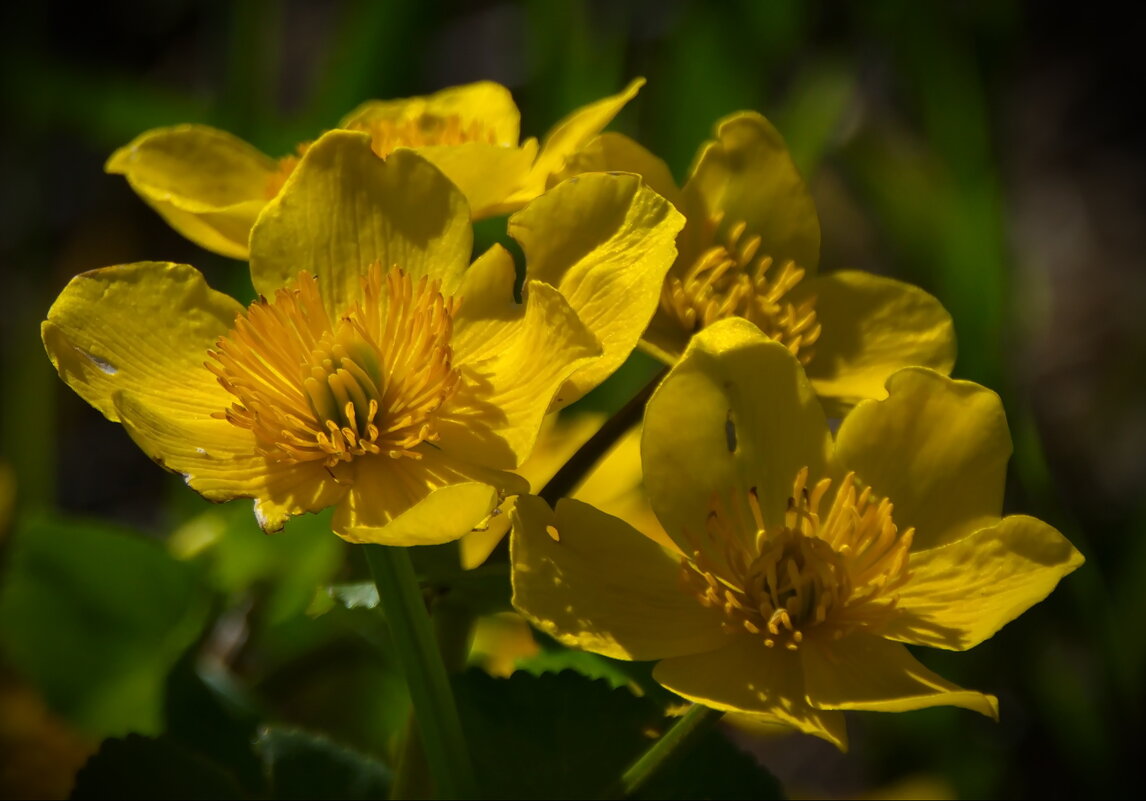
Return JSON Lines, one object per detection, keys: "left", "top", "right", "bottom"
{"left": 365, "top": 545, "right": 477, "bottom": 800}
{"left": 609, "top": 704, "right": 723, "bottom": 799}
{"left": 539, "top": 367, "right": 667, "bottom": 507}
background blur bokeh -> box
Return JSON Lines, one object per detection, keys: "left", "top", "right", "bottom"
{"left": 2, "top": 1, "right": 1144, "bottom": 798}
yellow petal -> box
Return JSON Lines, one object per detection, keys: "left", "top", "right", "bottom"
{"left": 41, "top": 262, "right": 243, "bottom": 425}
{"left": 113, "top": 393, "right": 346, "bottom": 533}
{"left": 653, "top": 637, "right": 848, "bottom": 750}
{"left": 508, "top": 171, "right": 684, "bottom": 405}
{"left": 414, "top": 141, "right": 539, "bottom": 220}
{"left": 643, "top": 319, "right": 833, "bottom": 561}
{"left": 249, "top": 131, "right": 471, "bottom": 307}
{"left": 796, "top": 271, "right": 956, "bottom": 411}
{"left": 508, "top": 78, "right": 645, "bottom": 205}
{"left": 106, "top": 125, "right": 275, "bottom": 259}
{"left": 638, "top": 308, "right": 692, "bottom": 365}
{"left": 800, "top": 634, "right": 998, "bottom": 719}
{"left": 681, "top": 111, "right": 820, "bottom": 274}
{"left": 460, "top": 411, "right": 605, "bottom": 571}
{"left": 558, "top": 132, "right": 685, "bottom": 211}
{"left": 883, "top": 515, "right": 1084, "bottom": 651}
{"left": 834, "top": 368, "right": 1011, "bottom": 550}
{"left": 331, "top": 450, "right": 525, "bottom": 546}
{"left": 339, "top": 81, "right": 522, "bottom": 146}
{"left": 573, "top": 422, "right": 679, "bottom": 553}
{"left": 443, "top": 278, "right": 601, "bottom": 469}
{"left": 511, "top": 495, "right": 731, "bottom": 661}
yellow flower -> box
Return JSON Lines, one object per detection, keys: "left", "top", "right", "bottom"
{"left": 44, "top": 131, "right": 681, "bottom": 545}
{"left": 511, "top": 318, "right": 1083, "bottom": 749}
{"left": 106, "top": 79, "right": 644, "bottom": 260}
{"left": 561, "top": 113, "right": 956, "bottom": 411}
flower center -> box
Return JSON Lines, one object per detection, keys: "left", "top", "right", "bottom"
{"left": 207, "top": 265, "right": 461, "bottom": 467}
{"left": 660, "top": 215, "right": 821, "bottom": 364}
{"left": 265, "top": 115, "right": 500, "bottom": 199}
{"left": 680, "top": 468, "right": 914, "bottom": 649}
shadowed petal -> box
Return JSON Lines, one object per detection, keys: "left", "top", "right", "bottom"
{"left": 884, "top": 515, "right": 1084, "bottom": 650}
{"left": 835, "top": 368, "right": 1011, "bottom": 549}
{"left": 511, "top": 495, "right": 730, "bottom": 661}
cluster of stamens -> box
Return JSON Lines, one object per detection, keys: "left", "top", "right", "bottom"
{"left": 680, "top": 468, "right": 914, "bottom": 649}
{"left": 661, "top": 214, "right": 821, "bottom": 364}
{"left": 265, "top": 114, "right": 499, "bottom": 199}
{"left": 207, "top": 265, "right": 461, "bottom": 468}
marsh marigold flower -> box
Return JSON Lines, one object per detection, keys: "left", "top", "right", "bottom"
{"left": 106, "top": 79, "right": 644, "bottom": 259}
{"left": 44, "top": 131, "right": 682, "bottom": 545}
{"left": 562, "top": 113, "right": 956, "bottom": 411}
{"left": 511, "top": 318, "right": 1083, "bottom": 748}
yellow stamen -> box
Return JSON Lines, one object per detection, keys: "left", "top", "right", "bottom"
{"left": 679, "top": 469, "right": 914, "bottom": 649}
{"left": 661, "top": 213, "right": 821, "bottom": 364}
{"left": 207, "top": 265, "right": 461, "bottom": 468}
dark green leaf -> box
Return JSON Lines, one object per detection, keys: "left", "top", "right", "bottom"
{"left": 255, "top": 726, "right": 391, "bottom": 800}
{"left": 71, "top": 734, "right": 244, "bottom": 800}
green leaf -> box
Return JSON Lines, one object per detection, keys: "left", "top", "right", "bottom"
{"left": 255, "top": 726, "right": 391, "bottom": 800}
{"left": 453, "top": 670, "right": 782, "bottom": 799}
{"left": 0, "top": 515, "right": 208, "bottom": 738}
{"left": 454, "top": 670, "right": 664, "bottom": 799}
{"left": 71, "top": 734, "right": 244, "bottom": 800}
{"left": 169, "top": 503, "right": 345, "bottom": 624}
{"left": 634, "top": 726, "right": 785, "bottom": 800}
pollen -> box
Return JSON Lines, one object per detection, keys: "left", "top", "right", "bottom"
{"left": 679, "top": 469, "right": 914, "bottom": 649}
{"left": 661, "top": 213, "right": 821, "bottom": 364}
{"left": 206, "top": 265, "right": 461, "bottom": 468}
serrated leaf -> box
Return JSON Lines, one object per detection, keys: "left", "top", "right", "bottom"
{"left": 255, "top": 726, "right": 391, "bottom": 800}
{"left": 635, "top": 728, "right": 785, "bottom": 800}
{"left": 453, "top": 670, "right": 665, "bottom": 799}
{"left": 71, "top": 734, "right": 244, "bottom": 800}
{"left": 0, "top": 515, "right": 208, "bottom": 737}
{"left": 453, "top": 670, "right": 782, "bottom": 799}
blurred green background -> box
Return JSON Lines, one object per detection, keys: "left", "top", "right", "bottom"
{"left": 2, "top": 0, "right": 1143, "bottom": 798}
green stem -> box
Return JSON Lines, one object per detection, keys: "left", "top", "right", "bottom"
{"left": 365, "top": 545, "right": 477, "bottom": 800}
{"left": 609, "top": 704, "right": 723, "bottom": 799}
{"left": 538, "top": 367, "right": 667, "bottom": 507}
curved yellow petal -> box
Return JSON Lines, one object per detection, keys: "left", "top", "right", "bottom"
{"left": 883, "top": 515, "right": 1084, "bottom": 651}
{"left": 558, "top": 132, "right": 684, "bottom": 210}
{"left": 106, "top": 125, "right": 275, "bottom": 259}
{"left": 653, "top": 637, "right": 848, "bottom": 750}
{"left": 249, "top": 131, "right": 471, "bottom": 307}
{"left": 681, "top": 111, "right": 820, "bottom": 274}
{"left": 42, "top": 262, "right": 243, "bottom": 424}
{"left": 797, "top": 271, "right": 956, "bottom": 410}
{"left": 339, "top": 81, "right": 522, "bottom": 146}
{"left": 332, "top": 450, "right": 525, "bottom": 546}
{"left": 113, "top": 392, "right": 346, "bottom": 533}
{"left": 511, "top": 495, "right": 731, "bottom": 661}
{"left": 834, "top": 368, "right": 1011, "bottom": 550}
{"left": 576, "top": 422, "right": 677, "bottom": 552}
{"left": 443, "top": 279, "right": 601, "bottom": 469}
{"left": 460, "top": 411, "right": 605, "bottom": 571}
{"left": 414, "top": 141, "right": 539, "bottom": 220}
{"left": 801, "top": 634, "right": 998, "bottom": 719}
{"left": 638, "top": 308, "right": 692, "bottom": 366}
{"left": 509, "top": 77, "right": 645, "bottom": 205}
{"left": 643, "top": 319, "right": 833, "bottom": 561}
{"left": 508, "top": 171, "right": 684, "bottom": 405}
